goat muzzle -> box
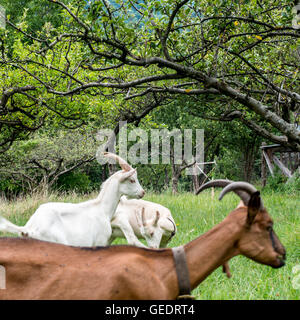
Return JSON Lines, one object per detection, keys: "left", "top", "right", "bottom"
{"left": 138, "top": 190, "right": 145, "bottom": 199}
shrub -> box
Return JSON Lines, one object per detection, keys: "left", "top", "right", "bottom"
{"left": 55, "top": 171, "right": 91, "bottom": 193}
{"left": 265, "top": 170, "right": 288, "bottom": 192}
{"left": 284, "top": 170, "right": 300, "bottom": 195}
{"left": 264, "top": 169, "right": 300, "bottom": 194}
{"left": 0, "top": 177, "right": 23, "bottom": 198}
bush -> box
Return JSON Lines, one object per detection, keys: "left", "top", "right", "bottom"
{"left": 285, "top": 170, "right": 300, "bottom": 194}
{"left": 0, "top": 177, "right": 23, "bottom": 198}
{"left": 264, "top": 169, "right": 300, "bottom": 194}
{"left": 265, "top": 170, "right": 287, "bottom": 192}
{"left": 55, "top": 171, "right": 91, "bottom": 193}
{"left": 84, "top": 162, "right": 105, "bottom": 191}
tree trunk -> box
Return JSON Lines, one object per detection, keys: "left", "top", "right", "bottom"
{"left": 243, "top": 145, "right": 253, "bottom": 182}
{"left": 192, "top": 163, "right": 200, "bottom": 193}
{"left": 164, "top": 166, "right": 169, "bottom": 189}
{"left": 171, "top": 164, "right": 180, "bottom": 194}
{"left": 171, "top": 174, "right": 179, "bottom": 194}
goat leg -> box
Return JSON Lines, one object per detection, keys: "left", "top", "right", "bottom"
{"left": 222, "top": 262, "right": 231, "bottom": 278}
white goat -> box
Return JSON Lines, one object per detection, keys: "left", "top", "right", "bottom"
{"left": 0, "top": 153, "right": 145, "bottom": 247}
{"left": 109, "top": 197, "right": 177, "bottom": 248}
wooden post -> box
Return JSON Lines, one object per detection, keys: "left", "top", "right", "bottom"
{"left": 164, "top": 166, "right": 169, "bottom": 189}
{"left": 261, "top": 142, "right": 267, "bottom": 187}
{"left": 192, "top": 163, "right": 200, "bottom": 193}
{"left": 263, "top": 150, "right": 274, "bottom": 176}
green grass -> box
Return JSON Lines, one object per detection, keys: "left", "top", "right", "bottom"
{"left": 0, "top": 190, "right": 299, "bottom": 300}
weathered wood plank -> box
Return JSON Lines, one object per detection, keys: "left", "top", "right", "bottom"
{"left": 263, "top": 150, "right": 274, "bottom": 176}
{"left": 273, "top": 155, "right": 292, "bottom": 178}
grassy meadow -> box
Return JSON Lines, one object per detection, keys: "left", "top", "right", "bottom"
{"left": 0, "top": 189, "right": 299, "bottom": 300}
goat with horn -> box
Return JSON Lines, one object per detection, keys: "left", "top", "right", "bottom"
{"left": 0, "top": 152, "right": 145, "bottom": 247}
{"left": 109, "top": 198, "right": 177, "bottom": 248}
{"left": 196, "top": 180, "right": 273, "bottom": 276}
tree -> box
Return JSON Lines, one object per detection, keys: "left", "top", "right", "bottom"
{"left": 0, "top": 128, "right": 96, "bottom": 194}
{"left": 3, "top": 0, "right": 297, "bottom": 149}
{"left": 0, "top": 0, "right": 299, "bottom": 196}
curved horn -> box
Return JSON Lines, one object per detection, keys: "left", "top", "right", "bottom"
{"left": 167, "top": 217, "right": 177, "bottom": 236}
{"left": 196, "top": 179, "right": 233, "bottom": 195}
{"left": 219, "top": 181, "right": 264, "bottom": 208}
{"left": 103, "top": 152, "right": 132, "bottom": 172}
{"left": 153, "top": 211, "right": 160, "bottom": 226}
{"left": 141, "top": 207, "right": 147, "bottom": 227}
{"left": 196, "top": 179, "right": 250, "bottom": 205}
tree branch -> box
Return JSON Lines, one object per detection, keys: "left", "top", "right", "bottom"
{"left": 0, "top": 86, "right": 36, "bottom": 108}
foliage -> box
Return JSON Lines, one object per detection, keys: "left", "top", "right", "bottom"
{"left": 1, "top": 0, "right": 299, "bottom": 149}
{"left": 0, "top": 128, "right": 97, "bottom": 194}
{"left": 263, "top": 168, "right": 300, "bottom": 194}
{"left": 55, "top": 170, "right": 92, "bottom": 193}
{"left": 0, "top": 1, "right": 299, "bottom": 196}
{"left": 1, "top": 0, "right": 63, "bottom": 33}
{"left": 286, "top": 170, "right": 300, "bottom": 191}
{"left": 264, "top": 169, "right": 288, "bottom": 192}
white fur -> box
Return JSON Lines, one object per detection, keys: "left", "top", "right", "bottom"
{"left": 0, "top": 169, "right": 145, "bottom": 246}
{"left": 109, "top": 196, "right": 177, "bottom": 248}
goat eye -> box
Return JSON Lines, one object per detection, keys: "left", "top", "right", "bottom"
{"left": 267, "top": 226, "right": 273, "bottom": 232}
{"left": 130, "top": 179, "right": 135, "bottom": 183}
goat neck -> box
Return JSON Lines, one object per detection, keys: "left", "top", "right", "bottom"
{"left": 183, "top": 210, "right": 243, "bottom": 290}
{"left": 95, "top": 176, "right": 122, "bottom": 220}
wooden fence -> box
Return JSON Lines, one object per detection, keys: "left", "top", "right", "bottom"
{"left": 261, "top": 143, "right": 300, "bottom": 186}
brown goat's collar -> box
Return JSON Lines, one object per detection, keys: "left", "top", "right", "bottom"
{"left": 172, "top": 246, "right": 194, "bottom": 300}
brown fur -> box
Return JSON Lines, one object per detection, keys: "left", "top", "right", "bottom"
{"left": 0, "top": 201, "right": 285, "bottom": 300}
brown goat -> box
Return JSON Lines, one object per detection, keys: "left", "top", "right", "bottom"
{"left": 0, "top": 182, "right": 285, "bottom": 300}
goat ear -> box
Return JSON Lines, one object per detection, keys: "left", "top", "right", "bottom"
{"left": 120, "top": 169, "right": 136, "bottom": 182}
{"left": 247, "top": 191, "right": 262, "bottom": 225}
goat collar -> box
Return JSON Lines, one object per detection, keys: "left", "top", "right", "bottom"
{"left": 172, "top": 246, "right": 194, "bottom": 300}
